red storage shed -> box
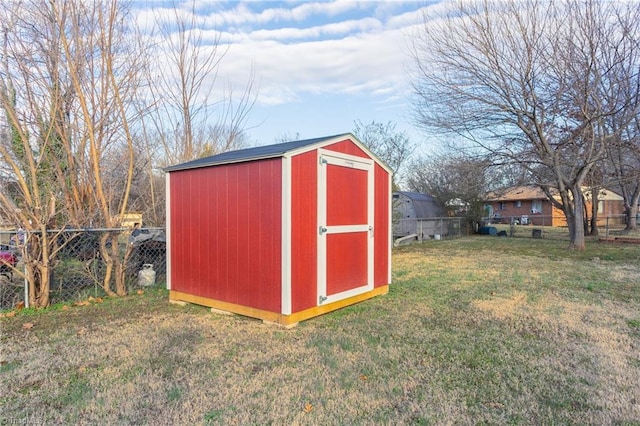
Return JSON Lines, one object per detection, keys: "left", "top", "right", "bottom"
{"left": 165, "top": 133, "right": 392, "bottom": 327}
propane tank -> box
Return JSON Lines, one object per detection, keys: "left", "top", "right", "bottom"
{"left": 138, "top": 264, "right": 156, "bottom": 287}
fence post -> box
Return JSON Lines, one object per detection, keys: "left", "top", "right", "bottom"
{"left": 23, "top": 231, "right": 29, "bottom": 308}
{"left": 24, "top": 267, "right": 29, "bottom": 309}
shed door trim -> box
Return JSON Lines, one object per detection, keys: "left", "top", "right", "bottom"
{"left": 317, "top": 149, "right": 375, "bottom": 306}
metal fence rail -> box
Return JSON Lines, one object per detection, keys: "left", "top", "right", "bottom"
{"left": 0, "top": 228, "right": 166, "bottom": 311}
{"left": 482, "top": 214, "right": 634, "bottom": 239}
{"left": 394, "top": 217, "right": 472, "bottom": 244}
{"left": 393, "top": 214, "right": 635, "bottom": 245}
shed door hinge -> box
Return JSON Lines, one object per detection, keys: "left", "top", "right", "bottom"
{"left": 319, "top": 226, "right": 327, "bottom": 235}
{"left": 319, "top": 295, "right": 328, "bottom": 304}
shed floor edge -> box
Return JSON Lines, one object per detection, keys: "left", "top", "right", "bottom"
{"left": 169, "top": 285, "right": 389, "bottom": 326}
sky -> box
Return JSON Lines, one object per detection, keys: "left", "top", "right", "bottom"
{"left": 132, "top": 1, "right": 442, "bottom": 148}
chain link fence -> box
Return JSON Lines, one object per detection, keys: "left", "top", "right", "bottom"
{"left": 0, "top": 228, "right": 166, "bottom": 311}
{"left": 481, "top": 214, "right": 635, "bottom": 239}
{"left": 394, "top": 217, "right": 472, "bottom": 245}
{"left": 394, "top": 214, "right": 637, "bottom": 245}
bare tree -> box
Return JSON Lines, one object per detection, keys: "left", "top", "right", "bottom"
{"left": 602, "top": 36, "right": 640, "bottom": 231}
{"left": 607, "top": 124, "right": 640, "bottom": 232}
{"left": 1, "top": 0, "right": 86, "bottom": 307}
{"left": 144, "top": 0, "right": 256, "bottom": 165}
{"left": 406, "top": 153, "right": 499, "bottom": 228}
{"left": 411, "top": 0, "right": 640, "bottom": 249}
{"left": 1, "top": 0, "right": 147, "bottom": 305}
{"left": 352, "top": 120, "right": 414, "bottom": 188}
{"left": 273, "top": 132, "right": 301, "bottom": 144}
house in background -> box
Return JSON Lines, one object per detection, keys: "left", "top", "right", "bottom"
{"left": 582, "top": 188, "right": 627, "bottom": 226}
{"left": 393, "top": 191, "right": 447, "bottom": 239}
{"left": 485, "top": 186, "right": 625, "bottom": 227}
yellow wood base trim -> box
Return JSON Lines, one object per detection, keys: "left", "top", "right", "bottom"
{"left": 287, "top": 285, "right": 389, "bottom": 325}
{"left": 169, "top": 285, "right": 389, "bottom": 327}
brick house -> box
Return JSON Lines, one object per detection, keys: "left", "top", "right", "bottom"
{"left": 484, "top": 186, "right": 624, "bottom": 227}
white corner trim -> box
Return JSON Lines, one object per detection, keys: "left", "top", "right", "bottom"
{"left": 165, "top": 172, "right": 172, "bottom": 291}
{"left": 388, "top": 171, "right": 392, "bottom": 285}
{"left": 281, "top": 156, "right": 292, "bottom": 315}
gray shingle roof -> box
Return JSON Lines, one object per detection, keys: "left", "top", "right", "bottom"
{"left": 165, "top": 133, "right": 350, "bottom": 172}
{"left": 395, "top": 191, "right": 445, "bottom": 218}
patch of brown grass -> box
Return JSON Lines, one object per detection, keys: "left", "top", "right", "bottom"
{"left": 473, "top": 288, "right": 639, "bottom": 422}
{"left": 1, "top": 239, "right": 639, "bottom": 424}
{"left": 473, "top": 291, "right": 528, "bottom": 319}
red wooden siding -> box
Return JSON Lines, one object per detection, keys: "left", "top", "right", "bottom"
{"left": 170, "top": 159, "right": 282, "bottom": 312}
{"left": 290, "top": 151, "right": 318, "bottom": 312}
{"left": 326, "top": 165, "right": 368, "bottom": 225}
{"left": 325, "top": 140, "right": 369, "bottom": 159}
{"left": 326, "top": 233, "right": 368, "bottom": 294}
{"left": 374, "top": 163, "right": 391, "bottom": 287}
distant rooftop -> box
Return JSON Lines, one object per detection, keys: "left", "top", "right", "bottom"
{"left": 486, "top": 186, "right": 552, "bottom": 201}
{"left": 394, "top": 191, "right": 437, "bottom": 202}
{"left": 486, "top": 185, "right": 623, "bottom": 201}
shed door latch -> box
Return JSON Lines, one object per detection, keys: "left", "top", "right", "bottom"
{"left": 319, "top": 226, "right": 327, "bottom": 235}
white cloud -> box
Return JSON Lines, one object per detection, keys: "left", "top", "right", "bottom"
{"left": 248, "top": 17, "right": 383, "bottom": 42}
{"left": 135, "top": 1, "right": 436, "bottom": 109}
{"left": 218, "top": 22, "right": 418, "bottom": 106}
{"left": 208, "top": 1, "right": 364, "bottom": 28}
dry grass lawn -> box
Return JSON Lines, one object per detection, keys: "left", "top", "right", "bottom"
{"left": 1, "top": 237, "right": 639, "bottom": 424}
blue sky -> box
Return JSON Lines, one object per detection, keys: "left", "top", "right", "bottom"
{"left": 134, "top": 1, "right": 442, "bottom": 147}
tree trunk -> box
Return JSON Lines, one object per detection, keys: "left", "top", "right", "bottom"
{"left": 99, "top": 232, "right": 131, "bottom": 296}
{"left": 23, "top": 230, "right": 52, "bottom": 308}
{"left": 624, "top": 190, "right": 639, "bottom": 232}
{"left": 118, "top": 243, "right": 134, "bottom": 295}
{"left": 99, "top": 233, "right": 116, "bottom": 297}
{"left": 568, "top": 187, "right": 586, "bottom": 250}
{"left": 34, "top": 264, "right": 51, "bottom": 308}
{"left": 112, "top": 235, "right": 130, "bottom": 296}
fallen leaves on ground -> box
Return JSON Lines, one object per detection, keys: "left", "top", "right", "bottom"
{"left": 73, "top": 297, "right": 105, "bottom": 307}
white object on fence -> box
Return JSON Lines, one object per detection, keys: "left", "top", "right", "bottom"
{"left": 138, "top": 264, "right": 156, "bottom": 287}
{"left": 394, "top": 234, "right": 418, "bottom": 247}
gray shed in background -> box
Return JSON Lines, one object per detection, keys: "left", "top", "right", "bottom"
{"left": 393, "top": 191, "right": 447, "bottom": 239}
